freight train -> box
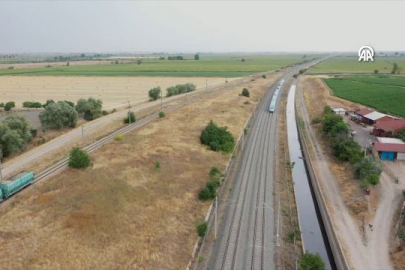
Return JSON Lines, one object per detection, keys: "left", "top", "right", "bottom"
{"left": 0, "top": 171, "right": 34, "bottom": 202}
{"left": 269, "top": 79, "right": 285, "bottom": 113}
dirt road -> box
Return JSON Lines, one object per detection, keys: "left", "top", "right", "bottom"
{"left": 297, "top": 79, "right": 396, "bottom": 269}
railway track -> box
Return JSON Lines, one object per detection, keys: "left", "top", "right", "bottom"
{"left": 0, "top": 86, "right": 229, "bottom": 206}
{"left": 217, "top": 80, "right": 278, "bottom": 270}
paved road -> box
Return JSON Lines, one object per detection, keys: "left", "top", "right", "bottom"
{"left": 206, "top": 60, "right": 326, "bottom": 270}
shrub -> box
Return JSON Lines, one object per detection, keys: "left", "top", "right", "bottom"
{"left": 68, "top": 147, "right": 90, "bottom": 169}
{"left": 200, "top": 121, "right": 235, "bottom": 153}
{"left": 354, "top": 156, "right": 382, "bottom": 180}
{"left": 359, "top": 179, "right": 370, "bottom": 189}
{"left": 23, "top": 101, "right": 43, "bottom": 108}
{"left": 0, "top": 103, "right": 4, "bottom": 108}
{"left": 331, "top": 138, "right": 363, "bottom": 164}
{"left": 262, "top": 75, "right": 266, "bottom": 78}
{"left": 166, "top": 83, "right": 196, "bottom": 97}
{"left": 366, "top": 174, "right": 380, "bottom": 185}
{"left": 102, "top": 110, "right": 108, "bottom": 116}
{"left": 30, "top": 128, "right": 38, "bottom": 138}
{"left": 115, "top": 134, "right": 124, "bottom": 141}
{"left": 38, "top": 137, "right": 46, "bottom": 145}
{"left": 299, "top": 253, "right": 325, "bottom": 270}
{"left": 4, "top": 101, "right": 15, "bottom": 111}
{"left": 311, "top": 117, "right": 323, "bottom": 125}
{"left": 124, "top": 112, "right": 136, "bottom": 124}
{"left": 148, "top": 87, "right": 161, "bottom": 101}
{"left": 155, "top": 161, "right": 160, "bottom": 169}
{"left": 196, "top": 222, "right": 208, "bottom": 237}
{"left": 209, "top": 167, "right": 221, "bottom": 178}
{"left": 159, "top": 111, "right": 165, "bottom": 118}
{"left": 198, "top": 187, "right": 214, "bottom": 200}
{"left": 23, "top": 101, "right": 33, "bottom": 108}
{"left": 42, "top": 99, "right": 55, "bottom": 108}
{"left": 241, "top": 88, "right": 250, "bottom": 97}
{"left": 64, "top": 101, "right": 75, "bottom": 108}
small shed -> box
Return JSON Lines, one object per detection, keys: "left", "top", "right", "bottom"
{"left": 373, "top": 119, "right": 405, "bottom": 137}
{"left": 373, "top": 142, "right": 405, "bottom": 161}
{"left": 332, "top": 108, "right": 346, "bottom": 115}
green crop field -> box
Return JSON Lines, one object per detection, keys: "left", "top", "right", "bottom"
{"left": 0, "top": 55, "right": 310, "bottom": 77}
{"left": 310, "top": 56, "right": 405, "bottom": 74}
{"left": 324, "top": 76, "right": 405, "bottom": 118}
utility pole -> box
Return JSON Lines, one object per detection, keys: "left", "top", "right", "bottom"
{"left": 160, "top": 91, "right": 163, "bottom": 110}
{"left": 82, "top": 125, "right": 85, "bottom": 147}
{"left": 124, "top": 100, "right": 131, "bottom": 124}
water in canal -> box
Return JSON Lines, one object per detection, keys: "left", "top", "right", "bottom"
{"left": 286, "top": 85, "right": 333, "bottom": 269}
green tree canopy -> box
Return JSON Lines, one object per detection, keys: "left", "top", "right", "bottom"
{"left": 200, "top": 120, "right": 235, "bottom": 153}
{"left": 68, "top": 147, "right": 90, "bottom": 169}
{"left": 148, "top": 87, "right": 161, "bottom": 101}
{"left": 39, "top": 101, "right": 78, "bottom": 130}
{"left": 76, "top": 97, "right": 103, "bottom": 121}
{"left": 194, "top": 54, "right": 200, "bottom": 60}
{"left": 0, "top": 115, "right": 32, "bottom": 157}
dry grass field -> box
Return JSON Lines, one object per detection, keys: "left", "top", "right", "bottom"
{"left": 0, "top": 74, "right": 277, "bottom": 269}
{"left": 0, "top": 76, "right": 230, "bottom": 110}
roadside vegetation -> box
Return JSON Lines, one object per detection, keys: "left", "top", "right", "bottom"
{"left": 68, "top": 147, "right": 90, "bottom": 169}
{"left": 166, "top": 83, "right": 196, "bottom": 97}
{"left": 241, "top": 88, "right": 250, "bottom": 97}
{"left": 39, "top": 101, "right": 78, "bottom": 130}
{"left": 319, "top": 106, "right": 382, "bottom": 188}
{"left": 148, "top": 87, "right": 161, "bottom": 101}
{"left": 299, "top": 253, "right": 325, "bottom": 270}
{"left": 198, "top": 167, "right": 223, "bottom": 201}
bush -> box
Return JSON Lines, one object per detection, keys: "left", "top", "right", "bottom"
{"left": 159, "top": 111, "right": 165, "bottom": 118}
{"left": 331, "top": 138, "right": 363, "bottom": 164}
{"left": 311, "top": 117, "right": 323, "bottom": 125}
{"left": 4, "top": 101, "right": 15, "bottom": 111}
{"left": 155, "top": 161, "right": 160, "bottom": 169}
{"left": 102, "top": 110, "right": 108, "bottom": 116}
{"left": 68, "top": 147, "right": 90, "bottom": 169}
{"left": 42, "top": 99, "right": 55, "bottom": 108}
{"left": 0, "top": 103, "right": 4, "bottom": 108}
{"left": 64, "top": 101, "right": 75, "bottom": 108}
{"left": 262, "top": 75, "right": 266, "bottom": 78}
{"left": 241, "top": 88, "right": 250, "bottom": 97}
{"left": 124, "top": 112, "right": 136, "bottom": 124}
{"left": 148, "top": 87, "right": 161, "bottom": 101}
{"left": 23, "top": 101, "right": 42, "bottom": 108}
{"left": 354, "top": 156, "right": 382, "bottom": 180}
{"left": 299, "top": 253, "right": 325, "bottom": 270}
{"left": 23, "top": 101, "right": 33, "bottom": 108}
{"left": 38, "top": 137, "right": 46, "bottom": 145}
{"left": 366, "top": 174, "right": 380, "bottom": 185}
{"left": 39, "top": 101, "right": 78, "bottom": 130}
{"left": 209, "top": 167, "right": 221, "bottom": 178}
{"left": 115, "top": 134, "right": 124, "bottom": 141}
{"left": 199, "top": 187, "right": 214, "bottom": 200}
{"left": 196, "top": 222, "right": 208, "bottom": 237}
{"left": 200, "top": 121, "right": 235, "bottom": 153}
{"left": 30, "top": 128, "right": 38, "bottom": 138}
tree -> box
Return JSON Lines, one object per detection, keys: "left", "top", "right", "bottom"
{"left": 124, "top": 112, "right": 136, "bottom": 124}
{"left": 374, "top": 69, "right": 379, "bottom": 74}
{"left": 0, "top": 115, "right": 33, "bottom": 157}
{"left": 4, "top": 101, "right": 15, "bottom": 111}
{"left": 39, "top": 101, "right": 78, "bottom": 130}
{"left": 81, "top": 53, "right": 86, "bottom": 58}
{"left": 148, "top": 87, "right": 161, "bottom": 101}
{"left": 241, "top": 88, "right": 250, "bottom": 97}
{"left": 299, "top": 253, "right": 325, "bottom": 270}
{"left": 68, "top": 147, "right": 90, "bottom": 168}
{"left": 42, "top": 99, "right": 55, "bottom": 108}
{"left": 354, "top": 156, "right": 382, "bottom": 180}
{"left": 76, "top": 97, "right": 103, "bottom": 121}
{"left": 196, "top": 222, "right": 207, "bottom": 237}
{"left": 200, "top": 120, "right": 235, "bottom": 153}
{"left": 194, "top": 54, "right": 200, "bottom": 60}
{"left": 241, "top": 58, "right": 246, "bottom": 62}
{"left": 159, "top": 111, "right": 165, "bottom": 118}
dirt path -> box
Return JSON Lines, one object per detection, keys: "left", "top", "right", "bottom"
{"left": 296, "top": 78, "right": 395, "bottom": 269}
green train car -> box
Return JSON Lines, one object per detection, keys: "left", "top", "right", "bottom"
{"left": 0, "top": 171, "right": 35, "bottom": 201}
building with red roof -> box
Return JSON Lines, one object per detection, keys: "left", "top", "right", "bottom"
{"left": 373, "top": 142, "right": 405, "bottom": 160}
{"left": 373, "top": 119, "right": 405, "bottom": 137}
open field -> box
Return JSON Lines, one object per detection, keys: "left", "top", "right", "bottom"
{"left": 0, "top": 55, "right": 308, "bottom": 77}
{"left": 0, "top": 74, "right": 277, "bottom": 269}
{"left": 310, "top": 56, "right": 405, "bottom": 74}
{"left": 0, "top": 76, "right": 229, "bottom": 110}
{"left": 324, "top": 76, "right": 405, "bottom": 117}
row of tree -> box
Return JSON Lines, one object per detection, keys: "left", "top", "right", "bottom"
{"left": 39, "top": 97, "right": 103, "bottom": 130}
{"left": 148, "top": 84, "right": 197, "bottom": 101}
{"left": 0, "top": 102, "right": 16, "bottom": 111}
{"left": 321, "top": 106, "right": 382, "bottom": 187}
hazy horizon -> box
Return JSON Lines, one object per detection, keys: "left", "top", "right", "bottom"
{"left": 1, "top": 1, "right": 404, "bottom": 54}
